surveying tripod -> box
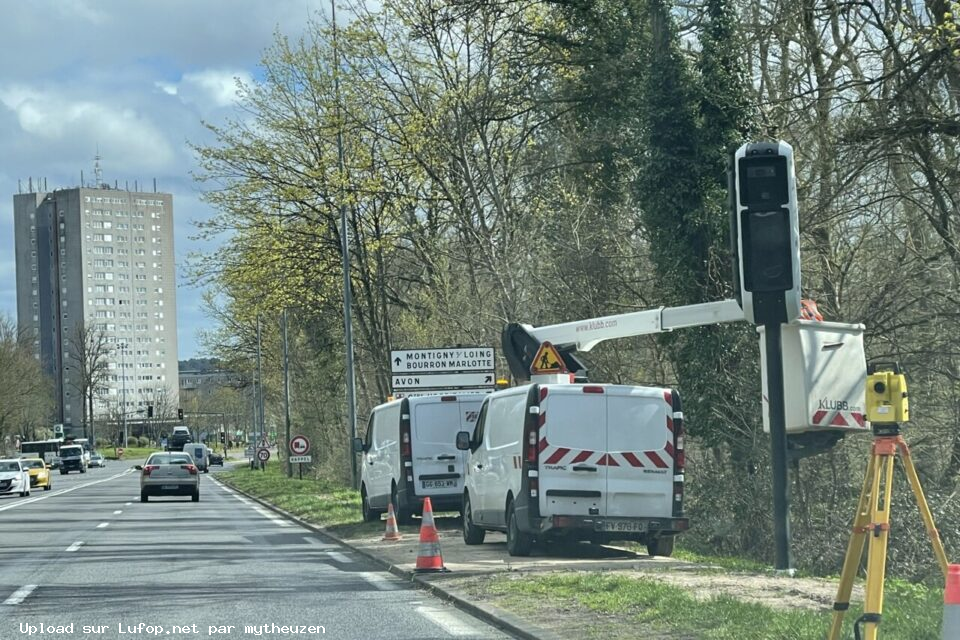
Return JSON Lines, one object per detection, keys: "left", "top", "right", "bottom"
{"left": 828, "top": 423, "right": 949, "bottom": 640}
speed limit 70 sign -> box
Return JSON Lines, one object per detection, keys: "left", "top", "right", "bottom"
{"left": 290, "top": 435, "right": 310, "bottom": 456}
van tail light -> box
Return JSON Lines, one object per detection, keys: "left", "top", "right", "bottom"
{"left": 181, "top": 464, "right": 198, "bottom": 475}
{"left": 671, "top": 391, "right": 685, "bottom": 518}
{"left": 400, "top": 430, "right": 411, "bottom": 458}
{"left": 529, "top": 476, "right": 538, "bottom": 498}
{"left": 526, "top": 427, "right": 540, "bottom": 463}
{"left": 142, "top": 465, "right": 159, "bottom": 476}
{"left": 582, "top": 385, "right": 605, "bottom": 394}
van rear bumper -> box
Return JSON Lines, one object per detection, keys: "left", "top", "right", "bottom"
{"left": 532, "top": 514, "right": 690, "bottom": 537}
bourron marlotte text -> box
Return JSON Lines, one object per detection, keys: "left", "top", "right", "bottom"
{"left": 395, "top": 349, "right": 493, "bottom": 371}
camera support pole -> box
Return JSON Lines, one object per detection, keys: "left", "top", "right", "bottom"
{"left": 828, "top": 429, "right": 948, "bottom": 640}
{"left": 763, "top": 321, "right": 793, "bottom": 573}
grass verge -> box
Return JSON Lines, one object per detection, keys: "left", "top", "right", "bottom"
{"left": 106, "top": 446, "right": 161, "bottom": 460}
{"left": 482, "top": 573, "right": 942, "bottom": 640}
{"left": 217, "top": 462, "right": 383, "bottom": 537}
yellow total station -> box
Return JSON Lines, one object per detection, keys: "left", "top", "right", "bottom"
{"left": 865, "top": 364, "right": 908, "bottom": 424}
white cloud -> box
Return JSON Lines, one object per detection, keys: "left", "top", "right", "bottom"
{"left": 178, "top": 69, "right": 253, "bottom": 110}
{"left": 0, "top": 85, "right": 175, "bottom": 170}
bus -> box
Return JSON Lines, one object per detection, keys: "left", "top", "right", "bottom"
{"left": 19, "top": 439, "right": 63, "bottom": 467}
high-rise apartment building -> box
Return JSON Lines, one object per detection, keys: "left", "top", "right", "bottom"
{"left": 13, "top": 186, "right": 179, "bottom": 437}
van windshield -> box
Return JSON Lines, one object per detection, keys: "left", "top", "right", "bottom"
{"left": 60, "top": 447, "right": 83, "bottom": 457}
{"left": 414, "top": 403, "right": 461, "bottom": 444}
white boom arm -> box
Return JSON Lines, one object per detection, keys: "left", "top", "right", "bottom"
{"left": 522, "top": 299, "right": 746, "bottom": 352}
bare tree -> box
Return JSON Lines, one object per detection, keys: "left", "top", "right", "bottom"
{"left": 66, "top": 321, "right": 112, "bottom": 446}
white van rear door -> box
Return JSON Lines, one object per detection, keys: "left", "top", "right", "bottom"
{"left": 605, "top": 388, "right": 673, "bottom": 519}
{"left": 538, "top": 388, "right": 606, "bottom": 518}
{"left": 411, "top": 400, "right": 465, "bottom": 496}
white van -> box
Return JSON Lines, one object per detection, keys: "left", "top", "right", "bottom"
{"left": 183, "top": 443, "right": 210, "bottom": 473}
{"left": 354, "top": 393, "right": 485, "bottom": 524}
{"left": 456, "top": 383, "right": 688, "bottom": 557}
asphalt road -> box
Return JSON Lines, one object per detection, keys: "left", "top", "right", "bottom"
{"left": 0, "top": 461, "right": 512, "bottom": 639}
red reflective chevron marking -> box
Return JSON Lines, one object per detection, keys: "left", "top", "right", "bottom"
{"left": 621, "top": 451, "right": 644, "bottom": 467}
{"left": 646, "top": 452, "right": 668, "bottom": 468}
{"left": 538, "top": 437, "right": 548, "bottom": 453}
{"left": 852, "top": 412, "right": 866, "bottom": 428}
{"left": 538, "top": 413, "right": 546, "bottom": 429}
{"left": 663, "top": 390, "right": 672, "bottom": 405}
{"left": 596, "top": 454, "right": 620, "bottom": 467}
{"left": 571, "top": 450, "right": 594, "bottom": 464}
{"left": 664, "top": 441, "right": 674, "bottom": 458}
{"left": 545, "top": 447, "right": 570, "bottom": 465}
{"left": 830, "top": 413, "right": 849, "bottom": 427}
{"left": 812, "top": 410, "right": 827, "bottom": 425}
{"left": 666, "top": 416, "right": 674, "bottom": 432}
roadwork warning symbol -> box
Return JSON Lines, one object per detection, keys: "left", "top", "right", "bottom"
{"left": 530, "top": 341, "right": 567, "bottom": 374}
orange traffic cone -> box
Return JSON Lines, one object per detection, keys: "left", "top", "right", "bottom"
{"left": 944, "top": 564, "right": 960, "bottom": 639}
{"left": 382, "top": 502, "right": 403, "bottom": 541}
{"left": 414, "top": 497, "right": 448, "bottom": 573}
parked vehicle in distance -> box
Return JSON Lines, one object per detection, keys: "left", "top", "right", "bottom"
{"left": 208, "top": 451, "right": 224, "bottom": 466}
{"left": 354, "top": 393, "right": 484, "bottom": 524}
{"left": 20, "top": 458, "right": 53, "bottom": 491}
{"left": 0, "top": 459, "right": 31, "bottom": 497}
{"left": 457, "top": 383, "right": 688, "bottom": 557}
{"left": 137, "top": 452, "right": 200, "bottom": 502}
{"left": 183, "top": 443, "right": 210, "bottom": 473}
{"left": 58, "top": 444, "right": 87, "bottom": 474}
{"left": 88, "top": 452, "right": 106, "bottom": 468}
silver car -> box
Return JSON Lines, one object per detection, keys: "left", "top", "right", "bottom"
{"left": 137, "top": 452, "right": 200, "bottom": 502}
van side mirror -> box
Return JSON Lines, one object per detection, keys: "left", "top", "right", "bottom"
{"left": 352, "top": 437, "right": 365, "bottom": 453}
{"left": 134, "top": 465, "right": 143, "bottom": 470}
{"left": 455, "top": 431, "right": 471, "bottom": 451}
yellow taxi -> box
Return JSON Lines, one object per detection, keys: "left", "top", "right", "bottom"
{"left": 21, "top": 458, "right": 53, "bottom": 491}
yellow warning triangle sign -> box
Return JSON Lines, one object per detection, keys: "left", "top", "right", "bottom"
{"left": 530, "top": 341, "right": 568, "bottom": 375}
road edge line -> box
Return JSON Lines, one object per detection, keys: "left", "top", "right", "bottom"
{"left": 209, "top": 474, "right": 561, "bottom": 640}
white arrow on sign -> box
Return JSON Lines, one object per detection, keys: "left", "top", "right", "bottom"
{"left": 391, "top": 347, "right": 495, "bottom": 374}
{"left": 392, "top": 372, "right": 494, "bottom": 390}
{"left": 290, "top": 435, "right": 310, "bottom": 455}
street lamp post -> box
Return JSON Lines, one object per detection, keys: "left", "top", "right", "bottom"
{"left": 119, "top": 344, "right": 128, "bottom": 448}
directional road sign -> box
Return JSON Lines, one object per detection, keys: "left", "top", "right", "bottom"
{"left": 393, "top": 389, "right": 493, "bottom": 399}
{"left": 392, "top": 372, "right": 494, "bottom": 390}
{"left": 289, "top": 455, "right": 312, "bottom": 464}
{"left": 290, "top": 435, "right": 310, "bottom": 456}
{"left": 257, "top": 448, "right": 271, "bottom": 462}
{"left": 391, "top": 347, "right": 494, "bottom": 374}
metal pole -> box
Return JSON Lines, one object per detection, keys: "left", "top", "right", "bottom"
{"left": 282, "top": 309, "right": 292, "bottom": 478}
{"left": 332, "top": 0, "right": 358, "bottom": 488}
{"left": 764, "top": 322, "right": 793, "bottom": 573}
{"left": 257, "top": 315, "right": 265, "bottom": 470}
{"left": 121, "top": 345, "right": 127, "bottom": 449}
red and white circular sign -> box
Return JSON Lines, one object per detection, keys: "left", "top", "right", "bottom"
{"left": 290, "top": 435, "right": 310, "bottom": 456}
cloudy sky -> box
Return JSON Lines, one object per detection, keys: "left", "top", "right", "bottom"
{"left": 0, "top": 0, "right": 328, "bottom": 358}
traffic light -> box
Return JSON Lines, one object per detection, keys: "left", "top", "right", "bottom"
{"left": 220, "top": 432, "right": 226, "bottom": 444}
{"left": 177, "top": 408, "right": 184, "bottom": 421}
{"left": 729, "top": 141, "right": 802, "bottom": 325}
{"left": 147, "top": 404, "right": 154, "bottom": 418}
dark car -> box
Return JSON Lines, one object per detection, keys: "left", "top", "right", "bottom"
{"left": 208, "top": 451, "right": 224, "bottom": 466}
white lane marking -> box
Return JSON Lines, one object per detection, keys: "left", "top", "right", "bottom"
{"left": 326, "top": 551, "right": 352, "bottom": 563}
{"left": 207, "top": 476, "right": 288, "bottom": 526}
{"left": 113, "top": 510, "right": 122, "bottom": 514}
{"left": 3, "top": 584, "right": 37, "bottom": 605}
{"left": 97, "top": 522, "right": 109, "bottom": 529}
{"left": 416, "top": 605, "right": 483, "bottom": 636}
{"left": 303, "top": 536, "right": 321, "bottom": 545}
{"left": 65, "top": 541, "right": 84, "bottom": 552}
{"left": 0, "top": 470, "right": 135, "bottom": 512}
{"left": 359, "top": 572, "right": 400, "bottom": 591}
{"left": 125, "top": 502, "right": 132, "bottom": 506}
